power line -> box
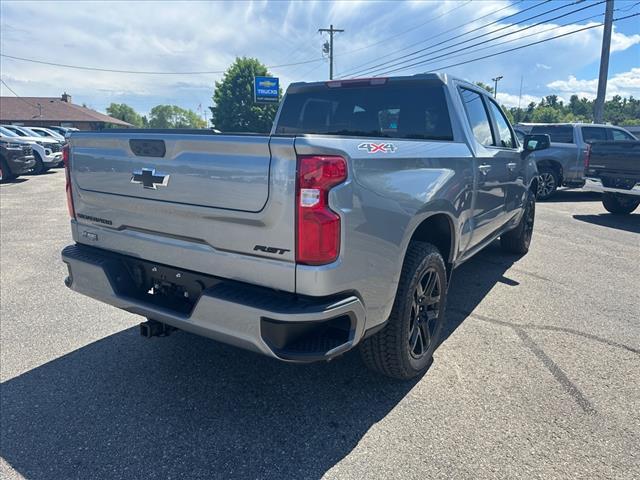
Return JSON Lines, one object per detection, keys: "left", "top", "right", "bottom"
{"left": 364, "top": 0, "right": 604, "bottom": 78}
{"left": 0, "top": 78, "right": 40, "bottom": 109}
{"left": 337, "top": 0, "right": 473, "bottom": 57}
{"left": 337, "top": 0, "right": 527, "bottom": 78}
{"left": 620, "top": 1, "right": 640, "bottom": 11}
{"left": 337, "top": 0, "right": 537, "bottom": 78}
{"left": 0, "top": 53, "right": 325, "bottom": 75}
{"left": 345, "top": 0, "right": 589, "bottom": 78}
{"left": 408, "top": 7, "right": 611, "bottom": 71}
{"left": 378, "top": 12, "right": 638, "bottom": 77}
{"left": 287, "top": 0, "right": 474, "bottom": 81}
{"left": 429, "top": 1, "right": 637, "bottom": 69}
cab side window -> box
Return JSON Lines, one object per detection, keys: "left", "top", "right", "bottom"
{"left": 611, "top": 129, "right": 635, "bottom": 141}
{"left": 487, "top": 99, "right": 515, "bottom": 148}
{"left": 459, "top": 88, "right": 494, "bottom": 146}
{"left": 582, "top": 127, "right": 608, "bottom": 143}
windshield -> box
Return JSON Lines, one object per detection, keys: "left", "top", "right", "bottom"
{"left": 41, "top": 128, "right": 65, "bottom": 140}
{"left": 4, "top": 126, "right": 30, "bottom": 137}
{"left": 19, "top": 127, "right": 42, "bottom": 137}
{"left": 28, "top": 128, "right": 49, "bottom": 137}
{"left": 276, "top": 81, "right": 453, "bottom": 141}
{"left": 0, "top": 126, "right": 19, "bottom": 137}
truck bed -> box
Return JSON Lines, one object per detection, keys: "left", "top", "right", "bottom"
{"left": 586, "top": 140, "right": 640, "bottom": 190}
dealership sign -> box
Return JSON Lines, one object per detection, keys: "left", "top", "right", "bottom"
{"left": 254, "top": 76, "right": 280, "bottom": 104}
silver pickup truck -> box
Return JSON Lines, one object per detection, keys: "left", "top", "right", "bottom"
{"left": 61, "top": 74, "right": 546, "bottom": 379}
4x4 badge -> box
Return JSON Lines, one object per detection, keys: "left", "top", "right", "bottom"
{"left": 358, "top": 142, "right": 397, "bottom": 153}
{"left": 131, "top": 168, "right": 170, "bottom": 189}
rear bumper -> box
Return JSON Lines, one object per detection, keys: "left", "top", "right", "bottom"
{"left": 584, "top": 177, "right": 640, "bottom": 197}
{"left": 61, "top": 244, "right": 366, "bottom": 362}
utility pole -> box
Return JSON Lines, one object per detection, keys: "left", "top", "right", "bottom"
{"left": 492, "top": 76, "right": 503, "bottom": 99}
{"left": 318, "top": 24, "right": 344, "bottom": 80}
{"left": 594, "top": 0, "right": 614, "bottom": 124}
{"left": 517, "top": 76, "right": 524, "bottom": 123}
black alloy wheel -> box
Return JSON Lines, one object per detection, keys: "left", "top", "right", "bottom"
{"left": 408, "top": 267, "right": 441, "bottom": 359}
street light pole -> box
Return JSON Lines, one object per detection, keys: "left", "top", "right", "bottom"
{"left": 492, "top": 76, "right": 503, "bottom": 99}
{"left": 319, "top": 24, "right": 344, "bottom": 80}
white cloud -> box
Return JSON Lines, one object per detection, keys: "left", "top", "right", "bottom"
{"left": 611, "top": 30, "right": 640, "bottom": 52}
{"left": 0, "top": 1, "right": 639, "bottom": 115}
{"left": 547, "top": 68, "right": 640, "bottom": 101}
{"left": 495, "top": 92, "right": 539, "bottom": 108}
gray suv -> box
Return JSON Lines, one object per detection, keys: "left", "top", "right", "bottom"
{"left": 516, "top": 123, "right": 637, "bottom": 200}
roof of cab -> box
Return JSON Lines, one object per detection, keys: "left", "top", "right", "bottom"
{"left": 287, "top": 72, "right": 454, "bottom": 90}
{"left": 517, "top": 122, "right": 619, "bottom": 128}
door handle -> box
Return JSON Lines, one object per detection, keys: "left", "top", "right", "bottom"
{"left": 478, "top": 164, "right": 492, "bottom": 175}
{"left": 506, "top": 162, "right": 517, "bottom": 171}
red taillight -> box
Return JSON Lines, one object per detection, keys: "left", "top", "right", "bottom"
{"left": 63, "top": 144, "right": 75, "bottom": 219}
{"left": 296, "top": 155, "right": 347, "bottom": 265}
{"left": 583, "top": 144, "right": 591, "bottom": 170}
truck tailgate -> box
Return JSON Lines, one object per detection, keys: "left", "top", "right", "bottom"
{"left": 68, "top": 132, "right": 297, "bottom": 292}
{"left": 589, "top": 141, "right": 640, "bottom": 175}
{"left": 73, "top": 133, "right": 270, "bottom": 211}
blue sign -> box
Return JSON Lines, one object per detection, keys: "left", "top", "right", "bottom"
{"left": 254, "top": 76, "right": 280, "bottom": 104}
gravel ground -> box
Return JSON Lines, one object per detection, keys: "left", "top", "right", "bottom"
{"left": 1, "top": 170, "right": 639, "bottom": 480}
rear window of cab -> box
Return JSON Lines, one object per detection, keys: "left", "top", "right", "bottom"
{"left": 276, "top": 82, "right": 453, "bottom": 141}
{"left": 530, "top": 125, "right": 574, "bottom": 143}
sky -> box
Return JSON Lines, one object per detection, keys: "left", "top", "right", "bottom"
{"left": 1, "top": 0, "right": 639, "bottom": 118}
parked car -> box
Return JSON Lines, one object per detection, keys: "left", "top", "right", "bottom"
{"left": 46, "top": 126, "right": 79, "bottom": 138}
{"left": 584, "top": 140, "right": 640, "bottom": 214}
{"left": 0, "top": 126, "right": 63, "bottom": 173}
{"left": 25, "top": 126, "right": 66, "bottom": 142}
{"left": 0, "top": 136, "right": 36, "bottom": 183}
{"left": 61, "top": 73, "right": 547, "bottom": 379}
{"left": 516, "top": 123, "right": 637, "bottom": 200}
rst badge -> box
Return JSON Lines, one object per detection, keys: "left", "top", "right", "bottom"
{"left": 131, "top": 168, "right": 170, "bottom": 189}
{"left": 358, "top": 142, "right": 397, "bottom": 153}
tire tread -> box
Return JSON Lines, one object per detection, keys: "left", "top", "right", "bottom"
{"left": 360, "top": 242, "right": 445, "bottom": 379}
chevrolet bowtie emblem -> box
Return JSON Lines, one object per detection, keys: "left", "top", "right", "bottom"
{"left": 131, "top": 168, "right": 170, "bottom": 189}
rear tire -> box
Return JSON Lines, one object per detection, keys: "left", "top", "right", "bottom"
{"left": 501, "top": 189, "right": 536, "bottom": 254}
{"left": 0, "top": 158, "right": 15, "bottom": 183}
{"left": 536, "top": 166, "right": 558, "bottom": 200}
{"left": 602, "top": 193, "right": 640, "bottom": 215}
{"left": 360, "top": 242, "right": 447, "bottom": 380}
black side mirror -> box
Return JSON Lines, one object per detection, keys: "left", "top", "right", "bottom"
{"left": 523, "top": 134, "right": 551, "bottom": 151}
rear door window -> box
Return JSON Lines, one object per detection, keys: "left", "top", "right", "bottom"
{"left": 487, "top": 99, "right": 515, "bottom": 148}
{"left": 582, "top": 127, "right": 608, "bottom": 143}
{"left": 610, "top": 129, "right": 636, "bottom": 141}
{"left": 276, "top": 82, "right": 453, "bottom": 140}
{"left": 530, "top": 125, "right": 574, "bottom": 143}
{"left": 459, "top": 88, "right": 494, "bottom": 146}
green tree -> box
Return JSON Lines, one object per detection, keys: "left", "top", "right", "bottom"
{"left": 210, "top": 57, "right": 280, "bottom": 133}
{"left": 475, "top": 82, "right": 494, "bottom": 95}
{"left": 531, "top": 106, "right": 563, "bottom": 123}
{"left": 106, "top": 103, "right": 146, "bottom": 127}
{"left": 472, "top": 80, "right": 640, "bottom": 126}
{"left": 502, "top": 106, "right": 515, "bottom": 124}
{"left": 147, "top": 105, "right": 206, "bottom": 129}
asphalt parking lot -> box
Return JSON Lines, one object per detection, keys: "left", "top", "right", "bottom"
{"left": 1, "top": 170, "right": 639, "bottom": 480}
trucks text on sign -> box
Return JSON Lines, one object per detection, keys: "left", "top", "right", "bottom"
{"left": 254, "top": 76, "right": 280, "bottom": 104}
